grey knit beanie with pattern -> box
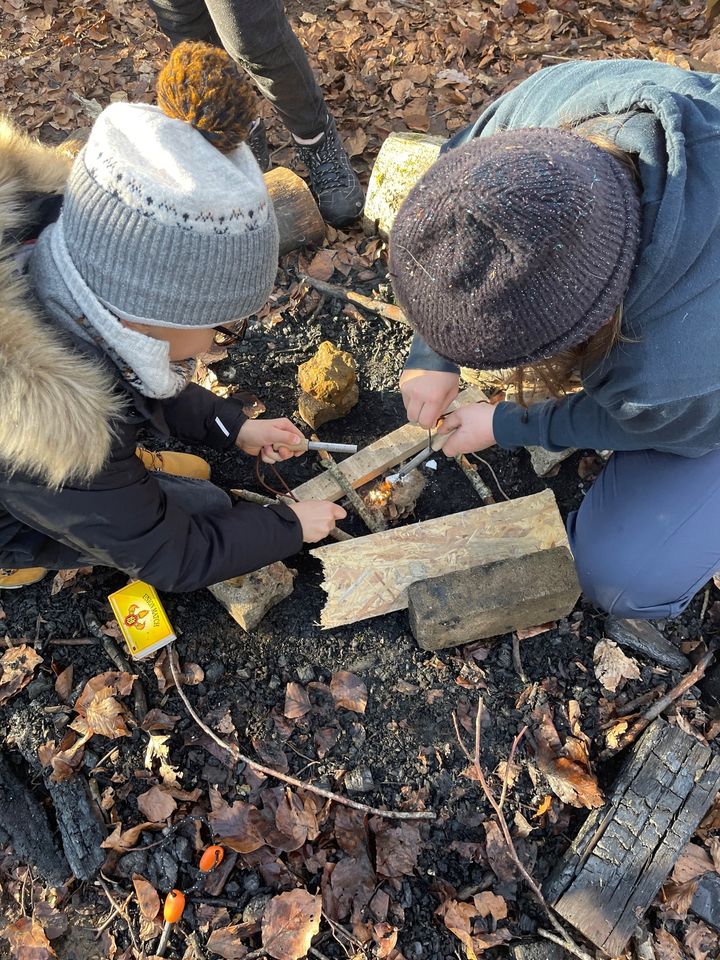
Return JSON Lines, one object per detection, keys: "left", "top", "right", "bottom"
{"left": 58, "top": 101, "right": 279, "bottom": 327}
{"left": 389, "top": 127, "right": 641, "bottom": 369}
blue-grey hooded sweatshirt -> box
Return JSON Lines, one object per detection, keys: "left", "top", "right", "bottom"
{"left": 404, "top": 59, "right": 720, "bottom": 458}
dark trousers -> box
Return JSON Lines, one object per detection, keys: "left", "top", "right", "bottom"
{"left": 146, "top": 0, "right": 327, "bottom": 139}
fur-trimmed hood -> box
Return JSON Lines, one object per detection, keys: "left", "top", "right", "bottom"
{"left": 0, "top": 118, "right": 121, "bottom": 488}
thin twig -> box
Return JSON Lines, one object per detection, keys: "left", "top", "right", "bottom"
{"left": 453, "top": 698, "right": 594, "bottom": 960}
{"left": 320, "top": 460, "right": 386, "bottom": 533}
{"left": 49, "top": 637, "right": 96, "bottom": 646}
{"left": 512, "top": 634, "right": 528, "bottom": 683}
{"left": 300, "top": 275, "right": 407, "bottom": 326}
{"left": 538, "top": 928, "right": 595, "bottom": 960}
{"left": 98, "top": 878, "right": 139, "bottom": 952}
{"left": 499, "top": 725, "right": 528, "bottom": 811}
{"left": 599, "top": 648, "right": 716, "bottom": 759}
{"left": 86, "top": 615, "right": 148, "bottom": 720}
{"left": 455, "top": 455, "right": 495, "bottom": 505}
{"left": 231, "top": 488, "right": 353, "bottom": 542}
{"left": 94, "top": 892, "right": 131, "bottom": 939}
{"left": 168, "top": 649, "right": 433, "bottom": 820}
{"left": 469, "top": 453, "right": 511, "bottom": 501}
{"left": 700, "top": 585, "right": 711, "bottom": 623}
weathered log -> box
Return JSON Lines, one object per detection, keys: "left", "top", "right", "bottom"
{"left": 0, "top": 750, "right": 69, "bottom": 882}
{"left": 363, "top": 131, "right": 445, "bottom": 237}
{"left": 311, "top": 489, "right": 569, "bottom": 628}
{"left": 545, "top": 718, "right": 720, "bottom": 957}
{"left": 292, "top": 386, "right": 486, "bottom": 503}
{"left": 264, "top": 166, "right": 325, "bottom": 255}
{"left": 6, "top": 702, "right": 107, "bottom": 881}
{"left": 604, "top": 617, "right": 690, "bottom": 671}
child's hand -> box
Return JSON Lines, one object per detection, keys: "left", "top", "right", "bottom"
{"left": 437, "top": 402, "right": 496, "bottom": 457}
{"left": 400, "top": 369, "right": 460, "bottom": 429}
{"left": 236, "top": 418, "right": 305, "bottom": 462}
{"left": 287, "top": 500, "right": 347, "bottom": 542}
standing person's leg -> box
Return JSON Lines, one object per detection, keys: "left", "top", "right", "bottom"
{"left": 146, "top": 0, "right": 220, "bottom": 45}
{"left": 567, "top": 448, "right": 720, "bottom": 619}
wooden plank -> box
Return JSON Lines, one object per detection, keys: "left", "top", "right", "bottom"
{"left": 292, "top": 386, "right": 486, "bottom": 503}
{"left": 545, "top": 719, "right": 720, "bottom": 957}
{"left": 311, "top": 489, "right": 568, "bottom": 628}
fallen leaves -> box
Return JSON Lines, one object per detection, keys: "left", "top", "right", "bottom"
{"left": 133, "top": 874, "right": 160, "bottom": 920}
{"left": 0, "top": 644, "right": 43, "bottom": 705}
{"left": 261, "top": 889, "right": 321, "bottom": 960}
{"left": 533, "top": 705, "right": 604, "bottom": 809}
{"left": 137, "top": 785, "right": 177, "bottom": 822}
{"left": 330, "top": 670, "right": 368, "bottom": 713}
{"left": 593, "top": 639, "right": 641, "bottom": 693}
{"left": 1, "top": 916, "right": 56, "bottom": 959}
{"left": 284, "top": 681, "right": 311, "bottom": 719}
{"left": 50, "top": 565, "right": 93, "bottom": 595}
{"left": 436, "top": 898, "right": 511, "bottom": 959}
{"left": 71, "top": 670, "right": 135, "bottom": 739}
{"left": 671, "top": 842, "right": 715, "bottom": 884}
{"left": 371, "top": 819, "right": 423, "bottom": 878}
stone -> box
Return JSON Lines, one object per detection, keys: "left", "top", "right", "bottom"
{"left": 344, "top": 766, "right": 375, "bottom": 794}
{"left": 208, "top": 562, "right": 295, "bottom": 632}
{"left": 298, "top": 340, "right": 357, "bottom": 403}
{"left": 691, "top": 873, "right": 720, "bottom": 932}
{"left": 298, "top": 381, "right": 359, "bottom": 430}
{"left": 408, "top": 546, "right": 580, "bottom": 650}
{"left": 527, "top": 445, "right": 576, "bottom": 477}
{"left": 605, "top": 617, "right": 690, "bottom": 671}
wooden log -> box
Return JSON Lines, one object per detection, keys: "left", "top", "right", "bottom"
{"left": 311, "top": 489, "right": 569, "bottom": 628}
{"left": 264, "top": 166, "right": 325, "bottom": 256}
{"left": 545, "top": 718, "right": 720, "bottom": 957}
{"left": 292, "top": 386, "right": 486, "bottom": 503}
{"left": 0, "top": 750, "right": 69, "bottom": 882}
{"left": 363, "top": 131, "right": 445, "bottom": 237}
{"left": 6, "top": 702, "right": 107, "bottom": 881}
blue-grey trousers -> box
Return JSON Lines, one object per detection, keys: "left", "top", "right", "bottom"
{"left": 568, "top": 448, "right": 720, "bottom": 619}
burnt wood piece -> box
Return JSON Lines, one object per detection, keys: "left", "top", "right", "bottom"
{"left": 604, "top": 617, "right": 690, "bottom": 671}
{"left": 0, "top": 750, "right": 69, "bottom": 882}
{"left": 545, "top": 719, "right": 720, "bottom": 957}
{"left": 6, "top": 703, "right": 107, "bottom": 881}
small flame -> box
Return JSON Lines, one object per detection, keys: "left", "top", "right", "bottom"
{"left": 367, "top": 479, "right": 393, "bottom": 507}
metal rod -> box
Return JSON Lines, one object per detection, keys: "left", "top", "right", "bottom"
{"left": 307, "top": 440, "right": 358, "bottom": 454}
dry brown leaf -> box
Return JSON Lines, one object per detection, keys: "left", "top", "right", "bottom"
{"left": 684, "top": 920, "right": 715, "bottom": 960}
{"left": 402, "top": 99, "right": 429, "bottom": 132}
{"left": 132, "top": 874, "right": 160, "bottom": 921}
{"left": 72, "top": 671, "right": 135, "bottom": 739}
{"left": 206, "top": 924, "right": 253, "bottom": 959}
{"left": 709, "top": 836, "right": 720, "bottom": 872}
{"left": 284, "top": 682, "right": 311, "bottom": 720}
{"left": 533, "top": 794, "right": 553, "bottom": 819}
{"left": 533, "top": 706, "right": 604, "bottom": 809}
{"left": 659, "top": 878, "right": 698, "bottom": 919}
{"left": 593, "top": 639, "right": 641, "bottom": 693}
{"left": 515, "top": 621, "right": 556, "bottom": 640}
{"left": 653, "top": 928, "right": 684, "bottom": 960}
{"left": 496, "top": 758, "right": 520, "bottom": 790}
{"left": 513, "top": 810, "right": 533, "bottom": 838}
{"left": 140, "top": 708, "right": 180, "bottom": 732}
{"left": 38, "top": 730, "right": 92, "bottom": 783}
{"left": 371, "top": 922, "right": 398, "bottom": 958}
{"left": 261, "top": 889, "right": 322, "bottom": 960}
{"left": 101, "top": 821, "right": 162, "bottom": 852}
{"left": 274, "top": 790, "right": 319, "bottom": 850}
{"left": 483, "top": 820, "right": 516, "bottom": 884}
{"left": 671, "top": 841, "right": 715, "bottom": 884}
{"left": 306, "top": 248, "right": 335, "bottom": 282}
{"left": 54, "top": 665, "right": 73, "bottom": 702}
{"left": 0, "top": 644, "right": 43, "bottom": 705}
{"left": 436, "top": 899, "right": 511, "bottom": 959}
{"left": 330, "top": 671, "right": 367, "bottom": 713}
{"left": 209, "top": 793, "right": 267, "bottom": 854}
{"left": 154, "top": 650, "right": 203, "bottom": 693}
{"left": 50, "top": 566, "right": 93, "bottom": 595}
{"left": 1, "top": 917, "right": 56, "bottom": 959}
{"left": 345, "top": 127, "right": 368, "bottom": 157}
{"left": 371, "top": 819, "right": 422, "bottom": 878}
{"left": 136, "top": 785, "right": 177, "bottom": 823}
{"left": 473, "top": 891, "right": 507, "bottom": 921}
{"left": 605, "top": 719, "right": 629, "bottom": 751}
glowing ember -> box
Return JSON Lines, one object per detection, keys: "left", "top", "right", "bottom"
{"left": 367, "top": 480, "right": 393, "bottom": 507}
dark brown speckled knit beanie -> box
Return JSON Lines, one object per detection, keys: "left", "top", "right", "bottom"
{"left": 389, "top": 127, "right": 641, "bottom": 369}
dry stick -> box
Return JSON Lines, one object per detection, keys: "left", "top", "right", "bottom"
{"left": 168, "top": 649, "right": 433, "bottom": 821}
{"left": 470, "top": 453, "right": 511, "bottom": 501}
{"left": 300, "top": 275, "right": 407, "bottom": 326}
{"left": 512, "top": 634, "right": 528, "bottom": 684}
{"left": 87, "top": 615, "right": 148, "bottom": 720}
{"left": 452, "top": 698, "right": 594, "bottom": 960}
{"left": 498, "top": 724, "right": 529, "bottom": 811}
{"left": 599, "top": 648, "right": 716, "bottom": 760}
{"left": 455, "top": 455, "right": 495, "bottom": 504}
{"left": 231, "top": 488, "right": 353, "bottom": 542}
{"left": 320, "top": 459, "right": 386, "bottom": 533}
{"left": 98, "top": 878, "right": 139, "bottom": 952}
{"left": 537, "top": 927, "right": 599, "bottom": 960}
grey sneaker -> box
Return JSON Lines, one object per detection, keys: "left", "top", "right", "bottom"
{"left": 295, "top": 115, "right": 364, "bottom": 227}
{"left": 247, "top": 118, "right": 271, "bottom": 173}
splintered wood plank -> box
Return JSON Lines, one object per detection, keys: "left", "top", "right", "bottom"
{"left": 311, "top": 489, "right": 568, "bottom": 628}
{"left": 545, "top": 719, "right": 720, "bottom": 957}
{"left": 292, "top": 386, "right": 486, "bottom": 503}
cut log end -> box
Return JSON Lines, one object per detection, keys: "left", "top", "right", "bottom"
{"left": 264, "top": 166, "right": 325, "bottom": 256}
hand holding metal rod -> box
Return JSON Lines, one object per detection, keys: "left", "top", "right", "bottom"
{"left": 393, "top": 421, "right": 458, "bottom": 480}
{"left": 273, "top": 438, "right": 358, "bottom": 455}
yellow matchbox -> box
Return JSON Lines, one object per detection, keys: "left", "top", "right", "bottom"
{"left": 108, "top": 580, "right": 176, "bottom": 660}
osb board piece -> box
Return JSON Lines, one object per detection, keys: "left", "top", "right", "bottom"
{"left": 292, "top": 385, "right": 486, "bottom": 503}
{"left": 311, "top": 489, "right": 568, "bottom": 629}
{"left": 545, "top": 718, "right": 720, "bottom": 958}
